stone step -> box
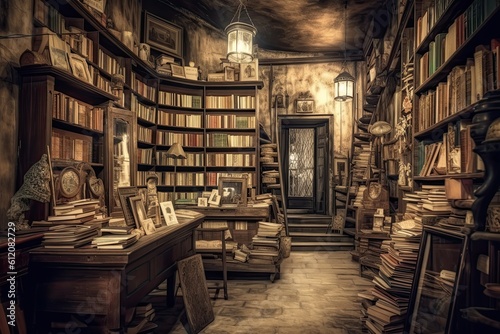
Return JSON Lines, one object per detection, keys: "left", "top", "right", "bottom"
{"left": 291, "top": 241, "right": 354, "bottom": 251}
{"left": 289, "top": 232, "right": 354, "bottom": 243}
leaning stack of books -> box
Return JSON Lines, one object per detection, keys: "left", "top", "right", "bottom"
{"left": 155, "top": 55, "right": 175, "bottom": 75}
{"left": 41, "top": 224, "right": 100, "bottom": 248}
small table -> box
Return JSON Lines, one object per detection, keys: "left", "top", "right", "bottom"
{"left": 28, "top": 216, "right": 203, "bottom": 333}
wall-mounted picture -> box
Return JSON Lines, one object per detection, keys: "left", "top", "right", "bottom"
{"left": 240, "top": 59, "right": 258, "bottom": 81}
{"left": 218, "top": 176, "right": 248, "bottom": 206}
{"left": 144, "top": 11, "right": 183, "bottom": 58}
{"left": 296, "top": 99, "right": 314, "bottom": 113}
{"left": 160, "top": 201, "right": 178, "bottom": 226}
{"left": 68, "top": 53, "right": 92, "bottom": 84}
{"left": 170, "top": 64, "right": 185, "bottom": 78}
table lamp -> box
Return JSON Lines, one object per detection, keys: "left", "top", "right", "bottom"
{"left": 166, "top": 142, "right": 187, "bottom": 206}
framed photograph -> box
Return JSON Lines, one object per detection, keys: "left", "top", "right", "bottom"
{"left": 405, "top": 226, "right": 468, "bottom": 334}
{"left": 218, "top": 176, "right": 248, "bottom": 206}
{"left": 224, "top": 66, "right": 235, "bottom": 81}
{"left": 296, "top": 99, "right": 314, "bottom": 113}
{"left": 160, "top": 201, "right": 178, "bottom": 226}
{"left": 145, "top": 173, "right": 162, "bottom": 227}
{"left": 117, "top": 186, "right": 139, "bottom": 228}
{"left": 170, "top": 64, "right": 185, "bottom": 78}
{"left": 198, "top": 197, "right": 208, "bottom": 207}
{"left": 207, "top": 189, "right": 221, "bottom": 206}
{"left": 240, "top": 59, "right": 258, "bottom": 81}
{"left": 144, "top": 11, "right": 183, "bottom": 58}
{"left": 141, "top": 218, "right": 157, "bottom": 235}
{"left": 68, "top": 53, "right": 92, "bottom": 84}
{"left": 129, "top": 195, "right": 149, "bottom": 230}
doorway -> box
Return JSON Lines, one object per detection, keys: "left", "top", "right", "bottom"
{"left": 280, "top": 117, "right": 331, "bottom": 214}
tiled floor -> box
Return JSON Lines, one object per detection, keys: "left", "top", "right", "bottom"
{"left": 151, "top": 251, "right": 372, "bottom": 333}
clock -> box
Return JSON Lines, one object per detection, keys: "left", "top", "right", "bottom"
{"left": 59, "top": 166, "right": 81, "bottom": 198}
{"left": 88, "top": 175, "right": 104, "bottom": 198}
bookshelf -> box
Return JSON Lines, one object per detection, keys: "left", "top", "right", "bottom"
{"left": 20, "top": 0, "right": 263, "bottom": 220}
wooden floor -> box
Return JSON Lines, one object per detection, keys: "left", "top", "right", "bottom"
{"left": 150, "top": 251, "right": 372, "bottom": 333}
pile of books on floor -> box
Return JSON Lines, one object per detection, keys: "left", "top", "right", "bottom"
{"left": 42, "top": 224, "right": 100, "bottom": 248}
{"left": 123, "top": 302, "right": 157, "bottom": 334}
{"left": 233, "top": 244, "right": 251, "bottom": 263}
{"left": 32, "top": 198, "right": 101, "bottom": 227}
{"left": 248, "top": 221, "right": 283, "bottom": 264}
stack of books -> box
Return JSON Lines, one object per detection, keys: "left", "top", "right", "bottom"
{"left": 155, "top": 55, "right": 175, "bottom": 75}
{"left": 249, "top": 221, "right": 283, "bottom": 264}
{"left": 233, "top": 244, "right": 251, "bottom": 263}
{"left": 91, "top": 234, "right": 138, "bottom": 249}
{"left": 34, "top": 199, "right": 101, "bottom": 227}
{"left": 42, "top": 224, "right": 100, "bottom": 248}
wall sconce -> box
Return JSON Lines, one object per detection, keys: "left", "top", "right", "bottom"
{"left": 225, "top": 0, "right": 257, "bottom": 63}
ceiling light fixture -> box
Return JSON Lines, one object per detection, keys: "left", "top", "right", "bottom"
{"left": 225, "top": 0, "right": 256, "bottom": 63}
{"left": 334, "top": 0, "right": 355, "bottom": 101}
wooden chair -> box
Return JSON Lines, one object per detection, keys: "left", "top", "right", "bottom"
{"left": 195, "top": 227, "right": 228, "bottom": 300}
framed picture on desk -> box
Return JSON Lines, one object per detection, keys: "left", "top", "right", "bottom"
{"left": 218, "top": 176, "right": 247, "bottom": 206}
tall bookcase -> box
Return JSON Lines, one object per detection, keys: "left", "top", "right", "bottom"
{"left": 20, "top": 0, "right": 263, "bottom": 220}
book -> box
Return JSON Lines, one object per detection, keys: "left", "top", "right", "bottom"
{"left": 47, "top": 210, "right": 96, "bottom": 221}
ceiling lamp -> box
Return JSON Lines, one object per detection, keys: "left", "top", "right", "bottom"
{"left": 225, "top": 0, "right": 257, "bottom": 63}
{"left": 334, "top": 1, "right": 355, "bottom": 102}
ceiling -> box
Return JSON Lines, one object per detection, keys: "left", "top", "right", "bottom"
{"left": 165, "top": 0, "right": 390, "bottom": 59}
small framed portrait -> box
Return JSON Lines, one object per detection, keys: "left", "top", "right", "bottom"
{"left": 296, "top": 99, "right": 314, "bottom": 113}
{"left": 170, "top": 64, "right": 185, "bottom": 78}
{"left": 48, "top": 34, "right": 70, "bottom": 72}
{"left": 141, "top": 218, "right": 157, "bottom": 235}
{"left": 129, "top": 195, "right": 149, "bottom": 230}
{"left": 160, "top": 201, "right": 178, "bottom": 226}
{"left": 146, "top": 173, "right": 162, "bottom": 227}
{"left": 224, "top": 66, "right": 235, "bottom": 81}
{"left": 68, "top": 53, "right": 92, "bottom": 84}
{"left": 207, "top": 189, "right": 221, "bottom": 206}
{"left": 144, "top": 11, "right": 183, "bottom": 58}
{"left": 240, "top": 59, "right": 258, "bottom": 81}
{"left": 198, "top": 197, "right": 208, "bottom": 207}
{"left": 218, "top": 176, "right": 248, "bottom": 206}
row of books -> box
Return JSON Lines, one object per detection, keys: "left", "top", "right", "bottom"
{"left": 205, "top": 95, "right": 256, "bottom": 109}
{"left": 155, "top": 172, "right": 205, "bottom": 186}
{"left": 155, "top": 151, "right": 204, "bottom": 167}
{"left": 98, "top": 48, "right": 126, "bottom": 77}
{"left": 156, "top": 130, "right": 204, "bottom": 147}
{"left": 51, "top": 128, "right": 94, "bottom": 162}
{"left": 138, "top": 125, "right": 154, "bottom": 143}
{"left": 415, "top": 120, "right": 482, "bottom": 176}
{"left": 158, "top": 91, "right": 202, "bottom": 108}
{"left": 131, "top": 73, "right": 157, "bottom": 101}
{"left": 206, "top": 133, "right": 255, "bottom": 148}
{"left": 52, "top": 91, "right": 104, "bottom": 132}
{"left": 137, "top": 148, "right": 154, "bottom": 164}
{"left": 158, "top": 111, "right": 202, "bottom": 128}
{"left": 206, "top": 153, "right": 256, "bottom": 167}
{"left": 417, "top": 40, "right": 500, "bottom": 130}
{"left": 132, "top": 95, "right": 156, "bottom": 123}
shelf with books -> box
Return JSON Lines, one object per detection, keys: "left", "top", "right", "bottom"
{"left": 415, "top": 2, "right": 500, "bottom": 93}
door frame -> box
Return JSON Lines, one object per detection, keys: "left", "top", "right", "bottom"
{"left": 278, "top": 115, "right": 333, "bottom": 214}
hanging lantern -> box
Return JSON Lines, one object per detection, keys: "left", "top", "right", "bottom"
{"left": 334, "top": 1, "right": 355, "bottom": 101}
{"left": 334, "top": 70, "right": 355, "bottom": 101}
{"left": 225, "top": 0, "right": 257, "bottom": 63}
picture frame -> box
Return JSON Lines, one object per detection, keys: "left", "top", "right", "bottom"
{"left": 218, "top": 176, "right": 248, "bottom": 206}
{"left": 68, "top": 53, "right": 92, "bottom": 84}
{"left": 145, "top": 173, "right": 162, "bottom": 227}
{"left": 129, "top": 195, "right": 149, "bottom": 230}
{"left": 334, "top": 157, "right": 348, "bottom": 186}
{"left": 239, "top": 59, "right": 258, "bottom": 81}
{"left": 170, "top": 63, "right": 185, "bottom": 78}
{"left": 160, "top": 201, "right": 178, "bottom": 226}
{"left": 144, "top": 11, "right": 183, "bottom": 58}
{"left": 198, "top": 197, "right": 208, "bottom": 207}
{"left": 207, "top": 72, "right": 225, "bottom": 82}
{"left": 405, "top": 226, "right": 468, "bottom": 334}
{"left": 224, "top": 66, "right": 235, "bottom": 81}
{"left": 296, "top": 99, "right": 314, "bottom": 113}
{"left": 117, "top": 186, "right": 139, "bottom": 228}
{"left": 207, "top": 189, "right": 221, "bottom": 206}
{"left": 48, "top": 34, "right": 70, "bottom": 72}
{"left": 141, "top": 218, "right": 157, "bottom": 235}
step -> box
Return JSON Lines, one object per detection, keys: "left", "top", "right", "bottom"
{"left": 289, "top": 233, "right": 354, "bottom": 243}
{"left": 291, "top": 241, "right": 354, "bottom": 251}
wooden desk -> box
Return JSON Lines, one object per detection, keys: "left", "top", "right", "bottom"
{"left": 28, "top": 216, "right": 203, "bottom": 333}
